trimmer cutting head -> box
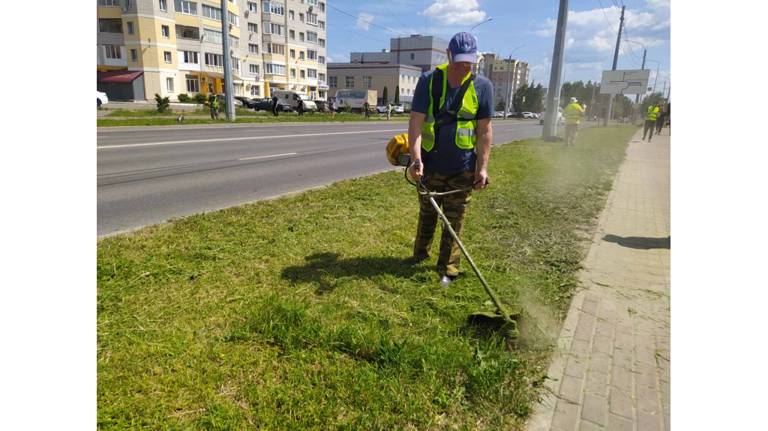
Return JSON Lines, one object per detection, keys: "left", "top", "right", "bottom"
{"left": 468, "top": 310, "right": 521, "bottom": 342}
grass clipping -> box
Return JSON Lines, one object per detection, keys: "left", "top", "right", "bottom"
{"left": 98, "top": 126, "right": 636, "bottom": 430}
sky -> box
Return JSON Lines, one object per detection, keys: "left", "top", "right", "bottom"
{"left": 327, "top": 0, "right": 670, "bottom": 92}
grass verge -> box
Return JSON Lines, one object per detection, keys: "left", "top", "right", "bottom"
{"left": 98, "top": 125, "right": 636, "bottom": 429}
{"left": 98, "top": 112, "right": 408, "bottom": 127}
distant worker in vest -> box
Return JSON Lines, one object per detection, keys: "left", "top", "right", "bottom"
{"left": 655, "top": 103, "right": 667, "bottom": 135}
{"left": 564, "top": 97, "right": 585, "bottom": 146}
{"left": 386, "top": 102, "right": 393, "bottom": 121}
{"left": 407, "top": 32, "right": 494, "bottom": 286}
{"left": 643, "top": 103, "right": 660, "bottom": 142}
{"left": 208, "top": 94, "right": 220, "bottom": 120}
{"left": 363, "top": 100, "right": 371, "bottom": 118}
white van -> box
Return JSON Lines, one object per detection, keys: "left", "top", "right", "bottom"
{"left": 334, "top": 89, "right": 377, "bottom": 112}
{"left": 271, "top": 90, "right": 317, "bottom": 112}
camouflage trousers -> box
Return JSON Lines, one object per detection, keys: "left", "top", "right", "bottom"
{"left": 413, "top": 170, "right": 474, "bottom": 277}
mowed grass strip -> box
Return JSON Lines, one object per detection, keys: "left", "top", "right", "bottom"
{"left": 97, "top": 125, "right": 636, "bottom": 430}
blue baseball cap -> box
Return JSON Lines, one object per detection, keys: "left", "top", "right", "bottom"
{"left": 448, "top": 32, "right": 478, "bottom": 63}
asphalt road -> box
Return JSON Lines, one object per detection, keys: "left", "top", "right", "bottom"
{"left": 97, "top": 119, "right": 543, "bottom": 237}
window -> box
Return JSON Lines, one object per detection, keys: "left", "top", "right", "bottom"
{"left": 203, "top": 28, "right": 222, "bottom": 44}
{"left": 229, "top": 35, "right": 239, "bottom": 48}
{"left": 249, "top": 64, "right": 260, "bottom": 75}
{"left": 306, "top": 0, "right": 318, "bottom": 5}
{"left": 289, "top": 49, "right": 295, "bottom": 58}
{"left": 247, "top": 1, "right": 257, "bottom": 12}
{"left": 98, "top": 0, "right": 120, "bottom": 6}
{"left": 410, "top": 53, "right": 415, "bottom": 60}
{"left": 290, "top": 68, "right": 296, "bottom": 78}
{"left": 159, "top": 0, "right": 167, "bottom": 11}
{"left": 202, "top": 4, "right": 222, "bottom": 20}
{"left": 125, "top": 21, "right": 134, "bottom": 34}
{"left": 104, "top": 44, "right": 121, "bottom": 59}
{"left": 176, "top": 25, "right": 199, "bottom": 39}
{"left": 166, "top": 77, "right": 174, "bottom": 92}
{"left": 264, "top": 63, "right": 286, "bottom": 75}
{"left": 319, "top": 72, "right": 325, "bottom": 81}
{"left": 306, "top": 12, "right": 317, "bottom": 25}
{"left": 264, "top": 23, "right": 283, "bottom": 34}
{"left": 161, "top": 25, "right": 170, "bottom": 38}
{"left": 299, "top": 51, "right": 304, "bottom": 60}
{"left": 164, "top": 51, "right": 172, "bottom": 63}
{"left": 307, "top": 49, "right": 317, "bottom": 60}
{"left": 181, "top": 50, "right": 199, "bottom": 63}
{"left": 248, "top": 22, "right": 258, "bottom": 32}
{"left": 262, "top": 1, "right": 284, "bottom": 15}
{"left": 299, "top": 13, "right": 304, "bottom": 22}
{"left": 318, "top": 38, "right": 325, "bottom": 47}
{"left": 124, "top": 0, "right": 131, "bottom": 8}
{"left": 300, "top": 70, "right": 306, "bottom": 79}
{"left": 249, "top": 43, "right": 259, "bottom": 54}
{"left": 319, "top": 20, "right": 325, "bottom": 30}
{"left": 130, "top": 49, "right": 137, "bottom": 61}
{"left": 329, "top": 76, "right": 337, "bottom": 88}
{"left": 362, "top": 76, "right": 371, "bottom": 88}
{"left": 267, "top": 43, "right": 285, "bottom": 55}
{"left": 306, "top": 30, "right": 317, "bottom": 43}
{"left": 250, "top": 85, "right": 260, "bottom": 96}
{"left": 205, "top": 52, "right": 224, "bottom": 67}
{"left": 319, "top": 2, "right": 325, "bottom": 12}
{"left": 186, "top": 75, "right": 200, "bottom": 92}
{"left": 228, "top": 12, "right": 239, "bottom": 26}
{"left": 289, "top": 29, "right": 295, "bottom": 40}
{"left": 299, "top": 32, "right": 304, "bottom": 42}
{"left": 98, "top": 19, "right": 122, "bottom": 33}
{"left": 174, "top": 0, "right": 197, "bottom": 14}
{"left": 318, "top": 55, "right": 325, "bottom": 64}
{"left": 307, "top": 68, "right": 317, "bottom": 78}
{"left": 345, "top": 76, "right": 354, "bottom": 88}
{"left": 289, "top": 10, "right": 294, "bottom": 20}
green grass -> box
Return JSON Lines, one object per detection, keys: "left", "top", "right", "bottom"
{"left": 98, "top": 125, "right": 636, "bottom": 429}
{"left": 98, "top": 111, "right": 408, "bottom": 127}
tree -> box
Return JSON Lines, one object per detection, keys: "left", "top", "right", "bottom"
{"left": 394, "top": 85, "right": 400, "bottom": 105}
{"left": 382, "top": 86, "right": 389, "bottom": 104}
{"left": 154, "top": 93, "right": 170, "bottom": 113}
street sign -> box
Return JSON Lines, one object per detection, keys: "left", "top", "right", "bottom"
{"left": 600, "top": 69, "right": 651, "bottom": 94}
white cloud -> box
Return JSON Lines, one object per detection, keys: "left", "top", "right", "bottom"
{"left": 422, "top": 0, "right": 487, "bottom": 25}
{"left": 355, "top": 12, "right": 374, "bottom": 31}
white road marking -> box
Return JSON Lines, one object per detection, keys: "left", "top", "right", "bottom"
{"left": 238, "top": 152, "right": 297, "bottom": 161}
{"left": 97, "top": 128, "right": 405, "bottom": 150}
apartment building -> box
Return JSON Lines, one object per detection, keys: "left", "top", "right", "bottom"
{"left": 96, "top": 0, "right": 328, "bottom": 101}
{"left": 480, "top": 53, "right": 530, "bottom": 107}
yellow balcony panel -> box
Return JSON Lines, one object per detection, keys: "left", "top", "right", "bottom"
{"left": 97, "top": 7, "right": 123, "bottom": 19}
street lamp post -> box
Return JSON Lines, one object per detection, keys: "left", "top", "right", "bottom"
{"left": 469, "top": 17, "right": 493, "bottom": 32}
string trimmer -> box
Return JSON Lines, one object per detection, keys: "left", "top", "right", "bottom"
{"left": 405, "top": 167, "right": 521, "bottom": 342}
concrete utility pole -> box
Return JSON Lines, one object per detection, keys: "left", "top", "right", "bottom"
{"left": 636, "top": 48, "right": 646, "bottom": 104}
{"left": 504, "top": 56, "right": 513, "bottom": 118}
{"left": 605, "top": 5, "right": 625, "bottom": 126}
{"left": 221, "top": 0, "right": 235, "bottom": 121}
{"left": 543, "top": 0, "right": 569, "bottom": 139}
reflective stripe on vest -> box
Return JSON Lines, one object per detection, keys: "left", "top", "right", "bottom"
{"left": 421, "top": 63, "right": 479, "bottom": 152}
{"left": 647, "top": 106, "right": 659, "bottom": 121}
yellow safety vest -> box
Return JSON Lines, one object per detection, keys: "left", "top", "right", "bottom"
{"left": 646, "top": 106, "right": 659, "bottom": 121}
{"left": 421, "top": 63, "right": 480, "bottom": 152}
{"left": 564, "top": 102, "right": 584, "bottom": 125}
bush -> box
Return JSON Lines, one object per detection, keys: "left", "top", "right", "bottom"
{"left": 194, "top": 93, "right": 207, "bottom": 104}
{"left": 177, "top": 93, "right": 190, "bottom": 103}
{"left": 154, "top": 94, "right": 170, "bottom": 113}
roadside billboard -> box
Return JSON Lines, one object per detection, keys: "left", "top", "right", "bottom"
{"left": 600, "top": 69, "right": 651, "bottom": 94}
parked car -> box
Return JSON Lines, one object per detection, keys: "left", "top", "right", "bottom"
{"left": 272, "top": 90, "right": 318, "bottom": 112}
{"left": 97, "top": 91, "right": 108, "bottom": 108}
{"left": 314, "top": 100, "right": 329, "bottom": 112}
{"left": 522, "top": 111, "right": 537, "bottom": 119}
{"left": 376, "top": 105, "right": 389, "bottom": 114}
{"left": 234, "top": 96, "right": 259, "bottom": 109}
{"left": 216, "top": 95, "right": 243, "bottom": 107}
{"left": 393, "top": 105, "right": 405, "bottom": 114}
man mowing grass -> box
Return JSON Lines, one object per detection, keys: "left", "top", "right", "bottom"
{"left": 407, "top": 32, "right": 494, "bottom": 287}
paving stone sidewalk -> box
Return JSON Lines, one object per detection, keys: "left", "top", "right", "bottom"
{"left": 528, "top": 127, "right": 670, "bottom": 431}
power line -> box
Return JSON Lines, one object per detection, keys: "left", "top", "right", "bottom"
{"left": 328, "top": 4, "right": 403, "bottom": 36}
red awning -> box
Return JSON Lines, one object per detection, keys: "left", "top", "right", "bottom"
{"left": 97, "top": 70, "right": 143, "bottom": 84}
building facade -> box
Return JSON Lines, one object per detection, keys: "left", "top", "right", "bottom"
{"left": 327, "top": 34, "right": 448, "bottom": 108}
{"left": 480, "top": 53, "right": 529, "bottom": 108}
{"left": 96, "top": 0, "right": 328, "bottom": 101}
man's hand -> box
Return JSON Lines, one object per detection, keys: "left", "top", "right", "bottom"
{"left": 474, "top": 170, "right": 489, "bottom": 190}
{"left": 409, "top": 160, "right": 423, "bottom": 182}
